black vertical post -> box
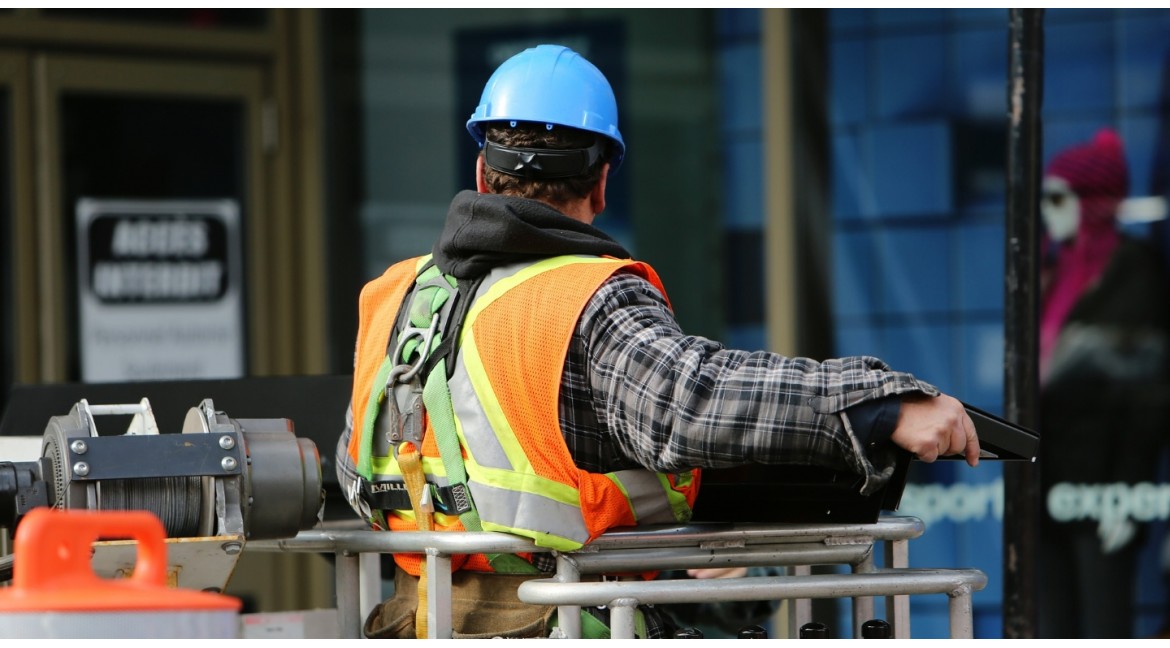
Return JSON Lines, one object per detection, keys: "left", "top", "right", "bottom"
{"left": 1003, "top": 8, "right": 1043, "bottom": 640}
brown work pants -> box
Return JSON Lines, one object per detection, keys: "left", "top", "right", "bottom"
{"left": 364, "top": 566, "right": 556, "bottom": 639}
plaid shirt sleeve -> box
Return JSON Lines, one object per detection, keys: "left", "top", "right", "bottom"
{"left": 335, "top": 400, "right": 370, "bottom": 520}
{"left": 579, "top": 271, "right": 939, "bottom": 493}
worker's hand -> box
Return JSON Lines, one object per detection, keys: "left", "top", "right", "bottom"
{"left": 687, "top": 567, "right": 748, "bottom": 579}
{"left": 890, "top": 393, "right": 980, "bottom": 466}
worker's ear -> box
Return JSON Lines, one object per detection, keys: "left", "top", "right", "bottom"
{"left": 476, "top": 154, "right": 489, "bottom": 193}
{"left": 589, "top": 163, "right": 609, "bottom": 215}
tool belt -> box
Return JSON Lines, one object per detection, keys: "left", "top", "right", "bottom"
{"left": 364, "top": 566, "right": 648, "bottom": 639}
{"left": 364, "top": 566, "right": 556, "bottom": 639}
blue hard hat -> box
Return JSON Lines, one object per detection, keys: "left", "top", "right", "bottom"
{"left": 466, "top": 44, "right": 626, "bottom": 173}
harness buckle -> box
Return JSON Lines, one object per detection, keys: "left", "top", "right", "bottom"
{"left": 379, "top": 383, "right": 425, "bottom": 446}
{"left": 445, "top": 483, "right": 473, "bottom": 515}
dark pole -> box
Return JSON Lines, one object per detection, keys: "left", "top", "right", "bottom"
{"left": 1002, "top": 8, "right": 1043, "bottom": 640}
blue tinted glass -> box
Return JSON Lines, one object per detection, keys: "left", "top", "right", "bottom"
{"left": 830, "top": 8, "right": 868, "bottom": 33}
{"left": 1044, "top": 21, "right": 1114, "bottom": 114}
{"left": 877, "top": 226, "right": 951, "bottom": 315}
{"left": 722, "top": 139, "right": 764, "bottom": 230}
{"left": 719, "top": 42, "right": 761, "bottom": 134}
{"left": 883, "top": 320, "right": 955, "bottom": 392}
{"left": 833, "top": 230, "right": 881, "bottom": 318}
{"left": 953, "top": 28, "right": 1007, "bottom": 119}
{"left": 868, "top": 121, "right": 953, "bottom": 218}
{"left": 1118, "top": 14, "right": 1170, "bottom": 111}
{"left": 876, "top": 33, "right": 948, "bottom": 119}
{"left": 831, "top": 38, "right": 868, "bottom": 126}
{"left": 954, "top": 222, "right": 1005, "bottom": 313}
{"left": 832, "top": 131, "right": 865, "bottom": 220}
{"left": 959, "top": 319, "right": 1005, "bottom": 410}
{"left": 716, "top": 8, "right": 759, "bottom": 39}
{"left": 873, "top": 8, "right": 946, "bottom": 29}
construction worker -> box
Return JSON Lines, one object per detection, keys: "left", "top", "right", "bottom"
{"left": 335, "top": 43, "right": 981, "bottom": 639}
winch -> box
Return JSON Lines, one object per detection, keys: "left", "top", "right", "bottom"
{"left": 0, "top": 396, "right": 325, "bottom": 591}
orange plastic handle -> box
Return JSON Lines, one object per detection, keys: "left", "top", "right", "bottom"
{"left": 13, "top": 508, "right": 168, "bottom": 590}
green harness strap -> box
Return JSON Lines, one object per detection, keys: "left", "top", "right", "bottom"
{"left": 390, "top": 264, "right": 536, "bottom": 575}
{"left": 549, "top": 607, "right": 648, "bottom": 639}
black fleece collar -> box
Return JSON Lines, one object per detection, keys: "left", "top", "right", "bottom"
{"left": 432, "top": 190, "right": 632, "bottom": 279}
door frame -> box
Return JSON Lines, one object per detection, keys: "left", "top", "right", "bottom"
{"left": 33, "top": 54, "right": 270, "bottom": 380}
{"left": 0, "top": 51, "right": 34, "bottom": 387}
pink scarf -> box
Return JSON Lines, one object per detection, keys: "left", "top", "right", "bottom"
{"left": 1038, "top": 129, "right": 1127, "bottom": 382}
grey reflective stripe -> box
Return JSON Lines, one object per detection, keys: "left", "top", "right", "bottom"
{"left": 469, "top": 478, "right": 591, "bottom": 546}
{"left": 611, "top": 469, "right": 683, "bottom": 525}
{"left": 448, "top": 349, "right": 512, "bottom": 470}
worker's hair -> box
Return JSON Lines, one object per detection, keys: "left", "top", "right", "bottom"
{"left": 480, "top": 122, "right": 610, "bottom": 207}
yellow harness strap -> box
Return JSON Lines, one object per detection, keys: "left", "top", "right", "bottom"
{"left": 397, "top": 442, "right": 432, "bottom": 637}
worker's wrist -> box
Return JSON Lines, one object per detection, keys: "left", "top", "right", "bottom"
{"left": 845, "top": 396, "right": 901, "bottom": 453}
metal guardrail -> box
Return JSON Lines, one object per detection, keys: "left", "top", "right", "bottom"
{"left": 247, "top": 515, "right": 987, "bottom": 639}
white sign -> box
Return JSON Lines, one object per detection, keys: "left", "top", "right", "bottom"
{"left": 76, "top": 198, "right": 245, "bottom": 383}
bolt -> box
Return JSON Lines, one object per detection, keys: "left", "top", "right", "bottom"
{"left": 70, "top": 440, "right": 88, "bottom": 455}
{"left": 219, "top": 435, "right": 236, "bottom": 450}
{"left": 221, "top": 456, "right": 238, "bottom": 472}
{"left": 221, "top": 542, "right": 242, "bottom": 556}
{"left": 73, "top": 462, "right": 90, "bottom": 477}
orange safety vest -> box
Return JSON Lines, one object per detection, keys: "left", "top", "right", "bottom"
{"left": 347, "top": 254, "right": 700, "bottom": 575}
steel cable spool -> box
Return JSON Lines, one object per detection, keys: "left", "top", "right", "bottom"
{"left": 98, "top": 477, "right": 203, "bottom": 538}
{"left": 25, "top": 397, "right": 323, "bottom": 541}
{"left": 39, "top": 410, "right": 206, "bottom": 538}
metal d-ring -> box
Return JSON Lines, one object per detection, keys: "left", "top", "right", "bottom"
{"left": 390, "top": 312, "right": 439, "bottom": 384}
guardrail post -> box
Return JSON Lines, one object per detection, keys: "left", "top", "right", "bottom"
{"left": 949, "top": 584, "right": 976, "bottom": 639}
{"left": 335, "top": 550, "right": 362, "bottom": 639}
{"left": 886, "top": 537, "right": 910, "bottom": 637}
{"left": 852, "top": 549, "right": 876, "bottom": 637}
{"left": 554, "top": 553, "right": 583, "bottom": 639}
{"left": 787, "top": 564, "right": 813, "bottom": 637}
{"left": 608, "top": 597, "right": 639, "bottom": 639}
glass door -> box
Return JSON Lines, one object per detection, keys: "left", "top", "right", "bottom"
{"left": 33, "top": 54, "right": 270, "bottom": 382}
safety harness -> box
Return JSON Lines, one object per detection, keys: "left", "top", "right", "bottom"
{"left": 359, "top": 258, "right": 538, "bottom": 636}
